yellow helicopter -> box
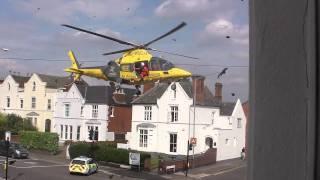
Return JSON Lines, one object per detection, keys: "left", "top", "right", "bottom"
{"left": 62, "top": 22, "right": 196, "bottom": 90}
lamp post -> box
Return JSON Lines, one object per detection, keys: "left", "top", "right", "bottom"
{"left": 4, "top": 131, "right": 11, "bottom": 180}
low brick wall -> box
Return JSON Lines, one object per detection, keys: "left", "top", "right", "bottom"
{"left": 158, "top": 148, "right": 217, "bottom": 174}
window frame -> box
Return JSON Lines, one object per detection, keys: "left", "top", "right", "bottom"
{"left": 170, "top": 106, "right": 178, "bottom": 122}
{"left": 6, "top": 97, "right": 10, "bottom": 108}
{"left": 144, "top": 106, "right": 152, "bottom": 120}
{"left": 169, "top": 133, "right": 177, "bottom": 153}
{"left": 139, "top": 129, "right": 148, "bottom": 148}
{"left": 92, "top": 105, "right": 98, "bottom": 118}
{"left": 64, "top": 103, "right": 70, "bottom": 117}
{"left": 47, "top": 99, "right": 52, "bottom": 110}
{"left": 31, "top": 97, "right": 36, "bottom": 109}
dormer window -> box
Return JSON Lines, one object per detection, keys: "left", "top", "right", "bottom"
{"left": 32, "top": 82, "right": 36, "bottom": 91}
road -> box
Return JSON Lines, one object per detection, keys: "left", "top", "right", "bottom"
{"left": 0, "top": 156, "right": 245, "bottom": 180}
{"left": 0, "top": 157, "right": 165, "bottom": 180}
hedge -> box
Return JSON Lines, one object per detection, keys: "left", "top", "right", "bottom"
{"left": 69, "top": 142, "right": 150, "bottom": 165}
{"left": 19, "top": 131, "right": 59, "bottom": 154}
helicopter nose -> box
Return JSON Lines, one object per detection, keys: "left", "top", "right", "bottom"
{"left": 176, "top": 68, "right": 192, "bottom": 78}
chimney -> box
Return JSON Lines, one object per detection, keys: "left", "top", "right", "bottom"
{"left": 192, "top": 75, "right": 205, "bottom": 104}
{"left": 214, "top": 82, "right": 223, "bottom": 102}
{"left": 143, "top": 82, "right": 155, "bottom": 93}
{"left": 113, "top": 88, "right": 126, "bottom": 103}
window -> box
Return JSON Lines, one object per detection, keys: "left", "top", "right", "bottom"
{"left": 92, "top": 105, "right": 98, "bottom": 118}
{"left": 60, "top": 125, "right": 63, "bottom": 138}
{"left": 7, "top": 83, "right": 10, "bottom": 91}
{"left": 69, "top": 125, "right": 73, "bottom": 140}
{"left": 225, "top": 138, "right": 229, "bottom": 145}
{"left": 233, "top": 137, "right": 237, "bottom": 147}
{"left": 47, "top": 99, "right": 51, "bottom": 110}
{"left": 144, "top": 106, "right": 152, "bottom": 120}
{"left": 109, "top": 106, "right": 114, "bottom": 117}
{"left": 65, "top": 125, "right": 68, "bottom": 139}
{"left": 228, "top": 117, "right": 232, "bottom": 125}
{"left": 88, "top": 126, "right": 99, "bottom": 141}
{"left": 20, "top": 99, "right": 23, "bottom": 109}
{"left": 6, "top": 97, "right": 10, "bottom": 108}
{"left": 170, "top": 133, "right": 177, "bottom": 152}
{"left": 237, "top": 118, "right": 242, "bottom": 128}
{"left": 139, "top": 129, "right": 148, "bottom": 148}
{"left": 211, "top": 111, "right": 215, "bottom": 124}
{"left": 64, "top": 104, "right": 70, "bottom": 117}
{"left": 31, "top": 97, "right": 36, "bottom": 109}
{"left": 76, "top": 126, "right": 81, "bottom": 140}
{"left": 170, "top": 106, "right": 178, "bottom": 122}
{"left": 32, "top": 82, "right": 36, "bottom": 91}
{"left": 33, "top": 118, "right": 37, "bottom": 127}
{"left": 80, "top": 106, "right": 84, "bottom": 117}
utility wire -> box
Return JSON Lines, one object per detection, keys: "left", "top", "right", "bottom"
{"left": 0, "top": 57, "right": 248, "bottom": 68}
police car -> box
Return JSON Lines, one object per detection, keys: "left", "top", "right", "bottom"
{"left": 69, "top": 156, "right": 98, "bottom": 175}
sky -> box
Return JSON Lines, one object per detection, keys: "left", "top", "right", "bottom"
{"left": 0, "top": 0, "right": 248, "bottom": 102}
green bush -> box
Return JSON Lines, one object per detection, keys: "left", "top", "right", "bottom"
{"left": 19, "top": 131, "right": 59, "bottom": 154}
{"left": 68, "top": 142, "right": 153, "bottom": 165}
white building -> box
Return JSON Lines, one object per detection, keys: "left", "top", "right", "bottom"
{"left": 0, "top": 74, "right": 71, "bottom": 132}
{"left": 128, "top": 76, "right": 246, "bottom": 161}
{"left": 53, "top": 83, "right": 136, "bottom": 143}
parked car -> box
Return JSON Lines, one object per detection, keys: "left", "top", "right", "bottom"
{"left": 69, "top": 156, "right": 98, "bottom": 175}
{"left": 0, "top": 141, "right": 29, "bottom": 159}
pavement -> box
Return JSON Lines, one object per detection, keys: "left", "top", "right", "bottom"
{"left": 158, "top": 158, "right": 246, "bottom": 180}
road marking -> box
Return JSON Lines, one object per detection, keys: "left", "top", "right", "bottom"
{"left": 10, "top": 164, "right": 68, "bottom": 169}
{"left": 24, "top": 162, "right": 37, "bottom": 165}
{"left": 213, "top": 165, "right": 246, "bottom": 176}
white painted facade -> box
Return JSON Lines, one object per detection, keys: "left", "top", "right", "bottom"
{"left": 0, "top": 74, "right": 58, "bottom": 132}
{"left": 128, "top": 83, "right": 246, "bottom": 161}
{"left": 53, "top": 84, "right": 108, "bottom": 143}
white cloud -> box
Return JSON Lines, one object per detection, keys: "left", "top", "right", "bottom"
{"left": 154, "top": 0, "right": 237, "bottom": 21}
{"left": 11, "top": 0, "right": 141, "bottom": 24}
{"left": 201, "top": 19, "right": 248, "bottom": 46}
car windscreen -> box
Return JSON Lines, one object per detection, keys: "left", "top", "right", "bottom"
{"left": 10, "top": 143, "right": 24, "bottom": 149}
{"left": 72, "top": 160, "right": 86, "bottom": 165}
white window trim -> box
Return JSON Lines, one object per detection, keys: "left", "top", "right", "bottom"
{"left": 64, "top": 103, "right": 70, "bottom": 117}
{"left": 144, "top": 106, "right": 152, "bottom": 121}
{"left": 169, "top": 133, "right": 177, "bottom": 153}
{"left": 92, "top": 105, "right": 98, "bottom": 118}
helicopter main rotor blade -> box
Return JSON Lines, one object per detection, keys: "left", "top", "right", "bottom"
{"left": 143, "top": 22, "right": 187, "bottom": 47}
{"left": 148, "top": 48, "right": 199, "bottom": 60}
{"left": 102, "top": 47, "right": 137, "bottom": 56}
{"left": 62, "top": 24, "right": 140, "bottom": 47}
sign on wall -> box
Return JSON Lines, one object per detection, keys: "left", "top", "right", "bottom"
{"left": 191, "top": 137, "right": 197, "bottom": 145}
{"left": 129, "top": 152, "right": 140, "bottom": 165}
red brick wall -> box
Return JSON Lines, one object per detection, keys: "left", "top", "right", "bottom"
{"left": 108, "top": 106, "right": 132, "bottom": 133}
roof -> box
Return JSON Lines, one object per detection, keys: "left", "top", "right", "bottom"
{"left": 132, "top": 79, "right": 220, "bottom": 107}
{"left": 37, "top": 74, "right": 72, "bottom": 89}
{"left": 220, "top": 102, "right": 236, "bottom": 116}
{"left": 11, "top": 75, "right": 30, "bottom": 88}
{"left": 76, "top": 84, "right": 136, "bottom": 105}
{"left": 72, "top": 156, "right": 92, "bottom": 161}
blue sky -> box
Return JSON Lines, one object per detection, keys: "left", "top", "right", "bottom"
{"left": 0, "top": 0, "right": 248, "bottom": 101}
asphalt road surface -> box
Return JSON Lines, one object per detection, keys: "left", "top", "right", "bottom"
{"left": 0, "top": 157, "right": 165, "bottom": 180}
{"left": 0, "top": 156, "right": 245, "bottom": 180}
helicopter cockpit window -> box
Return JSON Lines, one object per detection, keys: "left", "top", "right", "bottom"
{"left": 150, "top": 57, "right": 174, "bottom": 71}
{"left": 120, "top": 64, "right": 134, "bottom": 72}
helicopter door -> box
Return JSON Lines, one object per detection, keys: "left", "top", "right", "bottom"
{"left": 103, "top": 61, "right": 120, "bottom": 82}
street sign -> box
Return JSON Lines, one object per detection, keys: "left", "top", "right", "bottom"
{"left": 190, "top": 137, "right": 197, "bottom": 145}
{"left": 129, "top": 152, "right": 140, "bottom": 165}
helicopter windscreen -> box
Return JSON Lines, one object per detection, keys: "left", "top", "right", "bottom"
{"left": 103, "top": 61, "right": 120, "bottom": 82}
{"left": 150, "top": 57, "right": 174, "bottom": 71}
